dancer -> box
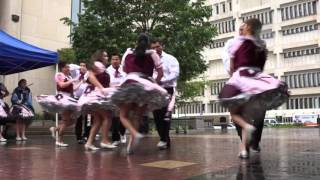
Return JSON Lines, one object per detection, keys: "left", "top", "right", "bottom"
{"left": 0, "top": 82, "right": 9, "bottom": 142}
{"left": 111, "top": 33, "right": 168, "bottom": 154}
{"left": 106, "top": 53, "right": 127, "bottom": 146}
{"left": 11, "top": 79, "right": 34, "bottom": 141}
{"left": 69, "top": 62, "right": 92, "bottom": 144}
{"left": 223, "top": 24, "right": 267, "bottom": 153}
{"left": 218, "top": 19, "right": 288, "bottom": 158}
{"left": 37, "top": 62, "right": 80, "bottom": 147}
{"left": 151, "top": 38, "right": 179, "bottom": 150}
{"left": 78, "top": 53, "right": 117, "bottom": 151}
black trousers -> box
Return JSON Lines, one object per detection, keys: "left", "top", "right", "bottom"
{"left": 153, "top": 87, "right": 174, "bottom": 145}
{"left": 235, "top": 106, "right": 266, "bottom": 148}
{"left": 75, "top": 115, "right": 91, "bottom": 140}
{"left": 111, "top": 117, "right": 126, "bottom": 141}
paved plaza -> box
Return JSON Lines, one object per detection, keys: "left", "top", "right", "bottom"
{"left": 0, "top": 128, "right": 320, "bottom": 180}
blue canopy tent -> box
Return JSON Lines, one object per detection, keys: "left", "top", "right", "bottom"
{"left": 0, "top": 30, "right": 59, "bottom": 134}
{"left": 0, "top": 30, "right": 58, "bottom": 75}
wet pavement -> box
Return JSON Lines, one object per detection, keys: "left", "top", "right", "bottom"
{"left": 0, "top": 128, "right": 320, "bottom": 180}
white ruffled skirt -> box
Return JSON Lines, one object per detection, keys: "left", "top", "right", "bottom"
{"left": 78, "top": 87, "right": 117, "bottom": 113}
{"left": 36, "top": 92, "right": 81, "bottom": 119}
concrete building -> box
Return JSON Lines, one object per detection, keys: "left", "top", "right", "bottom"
{"left": 174, "top": 0, "right": 320, "bottom": 125}
{"left": 0, "top": 0, "right": 80, "bottom": 113}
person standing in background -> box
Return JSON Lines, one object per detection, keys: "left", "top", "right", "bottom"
{"left": 107, "top": 53, "right": 127, "bottom": 146}
{"left": 151, "top": 38, "right": 180, "bottom": 150}
{"left": 11, "top": 79, "right": 34, "bottom": 141}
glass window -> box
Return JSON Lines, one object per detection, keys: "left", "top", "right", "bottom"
{"left": 293, "top": 75, "right": 297, "bottom": 88}
{"left": 289, "top": 6, "right": 293, "bottom": 18}
{"left": 281, "top": 9, "right": 285, "bottom": 20}
{"left": 298, "top": 4, "right": 302, "bottom": 16}
{"left": 310, "top": 48, "right": 315, "bottom": 54}
{"left": 301, "top": 74, "right": 308, "bottom": 88}
{"left": 300, "top": 26, "right": 304, "bottom": 32}
{"left": 306, "top": 49, "right": 310, "bottom": 55}
{"left": 292, "top": 51, "right": 296, "bottom": 57}
{"left": 290, "top": 99, "right": 294, "bottom": 109}
{"left": 291, "top": 29, "right": 295, "bottom": 34}
{"left": 225, "top": 21, "right": 228, "bottom": 33}
{"left": 299, "top": 98, "right": 303, "bottom": 109}
{"left": 310, "top": 73, "right": 315, "bottom": 87}
{"left": 313, "top": 73, "right": 318, "bottom": 86}
{"left": 305, "top": 25, "right": 309, "bottom": 32}
{"left": 307, "top": 2, "right": 312, "bottom": 15}
{"left": 295, "top": 99, "right": 299, "bottom": 109}
{"left": 285, "top": 7, "right": 289, "bottom": 19}
{"left": 229, "top": 1, "right": 232, "bottom": 11}
{"left": 309, "top": 98, "right": 313, "bottom": 108}
{"left": 287, "top": 29, "right": 290, "bottom": 34}
{"left": 309, "top": 24, "right": 314, "bottom": 31}
{"left": 269, "top": 11, "right": 273, "bottom": 23}
{"left": 303, "top": 3, "right": 307, "bottom": 16}
{"left": 312, "top": 1, "right": 317, "bottom": 14}
{"left": 215, "top": 4, "right": 219, "bottom": 14}
{"left": 296, "top": 74, "right": 300, "bottom": 87}
{"left": 299, "top": 74, "right": 304, "bottom": 88}
{"left": 297, "top": 50, "right": 301, "bottom": 56}
{"left": 305, "top": 73, "right": 310, "bottom": 87}
{"left": 222, "top": 3, "right": 226, "bottom": 13}
{"left": 294, "top": 5, "right": 298, "bottom": 17}
{"left": 304, "top": 98, "right": 308, "bottom": 109}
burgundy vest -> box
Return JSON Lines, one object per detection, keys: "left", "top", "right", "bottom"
{"left": 124, "top": 54, "right": 155, "bottom": 77}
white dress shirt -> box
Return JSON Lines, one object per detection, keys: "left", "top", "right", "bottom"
{"left": 159, "top": 51, "right": 179, "bottom": 88}
{"left": 106, "top": 65, "right": 126, "bottom": 87}
{"left": 68, "top": 64, "right": 89, "bottom": 98}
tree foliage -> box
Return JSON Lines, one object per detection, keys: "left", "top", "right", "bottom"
{"left": 57, "top": 48, "right": 77, "bottom": 64}
{"left": 62, "top": 0, "right": 216, "bottom": 99}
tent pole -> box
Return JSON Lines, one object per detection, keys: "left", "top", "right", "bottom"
{"left": 55, "top": 64, "right": 58, "bottom": 143}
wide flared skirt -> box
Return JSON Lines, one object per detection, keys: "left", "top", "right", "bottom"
{"left": 111, "top": 74, "right": 169, "bottom": 111}
{"left": 218, "top": 69, "right": 289, "bottom": 110}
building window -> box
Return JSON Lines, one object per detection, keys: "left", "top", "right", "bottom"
{"left": 303, "top": 3, "right": 307, "bottom": 16}
{"left": 312, "top": 1, "right": 317, "bottom": 14}
{"left": 222, "top": 3, "right": 226, "bottom": 13}
{"left": 215, "top": 4, "right": 219, "bottom": 14}
{"left": 229, "top": 1, "right": 232, "bottom": 11}
{"left": 298, "top": 4, "right": 302, "bottom": 17}
{"left": 294, "top": 5, "right": 298, "bottom": 17}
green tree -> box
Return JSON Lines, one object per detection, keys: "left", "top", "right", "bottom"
{"left": 57, "top": 48, "right": 77, "bottom": 64}
{"left": 62, "top": 0, "right": 216, "bottom": 97}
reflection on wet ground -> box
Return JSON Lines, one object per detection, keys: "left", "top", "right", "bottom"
{"left": 0, "top": 128, "right": 319, "bottom": 180}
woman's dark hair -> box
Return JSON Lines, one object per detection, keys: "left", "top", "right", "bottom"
{"left": 18, "top": 79, "right": 27, "bottom": 87}
{"left": 244, "top": 18, "right": 262, "bottom": 36}
{"left": 134, "top": 33, "right": 149, "bottom": 61}
{"left": 58, "top": 61, "right": 67, "bottom": 71}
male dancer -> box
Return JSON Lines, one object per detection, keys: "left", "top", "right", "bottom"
{"left": 71, "top": 62, "right": 91, "bottom": 144}
{"left": 106, "top": 53, "right": 127, "bottom": 146}
{"left": 151, "top": 38, "right": 179, "bottom": 150}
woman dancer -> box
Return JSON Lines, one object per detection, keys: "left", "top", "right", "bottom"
{"left": 11, "top": 79, "right": 34, "bottom": 141}
{"left": 218, "top": 19, "right": 288, "bottom": 158}
{"left": 0, "top": 82, "right": 9, "bottom": 142}
{"left": 37, "top": 62, "right": 80, "bottom": 147}
{"left": 78, "top": 53, "right": 117, "bottom": 151}
{"left": 111, "top": 33, "right": 168, "bottom": 154}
